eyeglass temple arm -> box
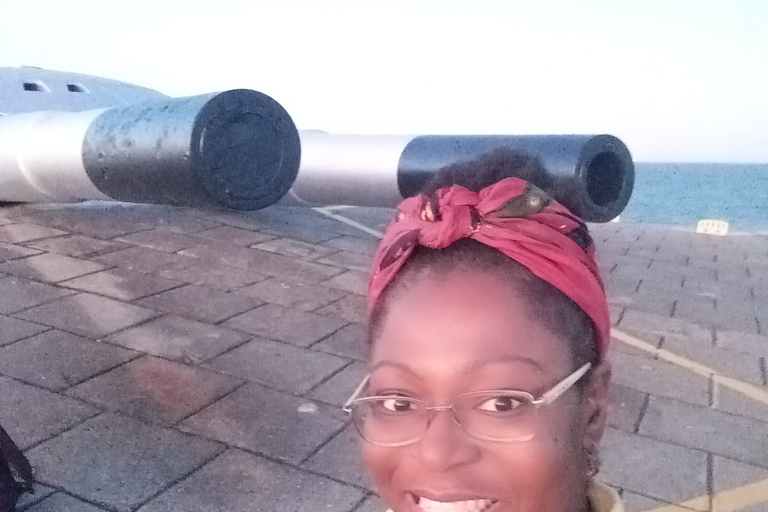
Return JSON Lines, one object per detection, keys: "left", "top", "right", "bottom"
{"left": 342, "top": 374, "right": 370, "bottom": 412}
{"left": 538, "top": 363, "right": 592, "bottom": 405}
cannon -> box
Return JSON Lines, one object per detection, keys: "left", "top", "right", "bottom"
{"left": 0, "top": 89, "right": 301, "bottom": 210}
{"left": 288, "top": 132, "right": 634, "bottom": 223}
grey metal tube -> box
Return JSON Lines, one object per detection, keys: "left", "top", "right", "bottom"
{"left": 0, "top": 89, "right": 301, "bottom": 210}
{"left": 290, "top": 133, "right": 634, "bottom": 222}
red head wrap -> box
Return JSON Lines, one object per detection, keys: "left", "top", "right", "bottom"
{"left": 367, "top": 177, "right": 611, "bottom": 359}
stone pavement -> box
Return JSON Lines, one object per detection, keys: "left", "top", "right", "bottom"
{"left": 0, "top": 201, "right": 766, "bottom": 512}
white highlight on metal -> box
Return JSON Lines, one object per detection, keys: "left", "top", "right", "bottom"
{"left": 289, "top": 132, "right": 416, "bottom": 207}
{"left": 696, "top": 219, "right": 729, "bottom": 236}
{"left": 0, "top": 108, "right": 111, "bottom": 202}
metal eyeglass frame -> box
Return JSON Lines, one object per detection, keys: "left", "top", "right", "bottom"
{"left": 342, "top": 362, "right": 592, "bottom": 446}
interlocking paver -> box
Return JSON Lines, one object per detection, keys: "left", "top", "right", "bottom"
{"left": 179, "top": 383, "right": 345, "bottom": 463}
{"left": 105, "top": 314, "right": 250, "bottom": 364}
{"left": 0, "top": 252, "right": 107, "bottom": 283}
{"left": 321, "top": 235, "right": 379, "bottom": 256}
{"left": 25, "top": 234, "right": 126, "bottom": 258}
{"left": 191, "top": 225, "right": 275, "bottom": 246}
{"left": 16, "top": 483, "right": 56, "bottom": 511}
{"left": 315, "top": 294, "right": 368, "bottom": 324}
{"left": 600, "top": 428, "right": 708, "bottom": 508}
{"left": 15, "top": 293, "right": 159, "bottom": 338}
{"left": 156, "top": 260, "right": 269, "bottom": 291}
{"left": 715, "top": 385, "right": 768, "bottom": 424}
{"left": 116, "top": 229, "right": 212, "bottom": 253}
{"left": 607, "top": 384, "right": 648, "bottom": 433}
{"left": 0, "top": 241, "right": 41, "bottom": 262}
{"left": 715, "top": 329, "right": 768, "bottom": 357}
{"left": 619, "top": 309, "right": 713, "bottom": 344}
{"left": 609, "top": 350, "right": 710, "bottom": 407}
{"left": 0, "top": 275, "right": 75, "bottom": 314}
{"left": 321, "top": 270, "right": 368, "bottom": 295}
{"left": 222, "top": 304, "right": 348, "bottom": 347}
{"left": 136, "top": 284, "right": 262, "bottom": 323}
{"left": 640, "top": 395, "right": 768, "bottom": 468}
{"left": 620, "top": 491, "right": 671, "bottom": 512}
{"left": 27, "top": 413, "right": 224, "bottom": 512}
{"left": 317, "top": 250, "right": 373, "bottom": 273}
{"left": 0, "top": 376, "right": 99, "bottom": 450}
{"left": 24, "top": 493, "right": 109, "bottom": 512}
{"left": 135, "top": 449, "right": 365, "bottom": 512}
{"left": 303, "top": 426, "right": 374, "bottom": 490}
{"left": 67, "top": 356, "right": 243, "bottom": 426}
{"left": 205, "top": 337, "right": 348, "bottom": 394}
{"left": 353, "top": 496, "right": 388, "bottom": 512}
{"left": 0, "top": 329, "right": 138, "bottom": 391}
{"left": 233, "top": 277, "right": 348, "bottom": 311}
{"left": 60, "top": 267, "right": 184, "bottom": 301}
{"left": 312, "top": 323, "right": 368, "bottom": 361}
{"left": 662, "top": 333, "right": 765, "bottom": 385}
{"left": 253, "top": 237, "right": 339, "bottom": 261}
{"left": 308, "top": 362, "right": 367, "bottom": 408}
{"left": 0, "top": 223, "right": 66, "bottom": 243}
{"left": 93, "top": 246, "right": 197, "bottom": 274}
{"left": 712, "top": 456, "right": 768, "bottom": 494}
{"left": 0, "top": 314, "right": 49, "bottom": 346}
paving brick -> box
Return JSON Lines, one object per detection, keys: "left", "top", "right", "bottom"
{"left": 252, "top": 237, "right": 339, "bottom": 261}
{"left": 308, "top": 361, "right": 367, "bottom": 407}
{"left": 156, "top": 261, "right": 268, "bottom": 291}
{"left": 353, "top": 495, "right": 388, "bottom": 512}
{"left": 649, "top": 260, "right": 718, "bottom": 280}
{"left": 191, "top": 225, "right": 275, "bottom": 246}
{"left": 315, "top": 294, "right": 368, "bottom": 324}
{"left": 205, "top": 338, "right": 348, "bottom": 394}
{"left": 93, "top": 246, "right": 197, "bottom": 274}
{"left": 321, "top": 235, "right": 379, "bottom": 256}
{"left": 222, "top": 304, "right": 347, "bottom": 347}
{"left": 684, "top": 277, "right": 755, "bottom": 301}
{"left": 0, "top": 223, "right": 66, "bottom": 243}
{"left": 27, "top": 413, "right": 223, "bottom": 512}
{"left": 662, "top": 334, "right": 765, "bottom": 385}
{"left": 60, "top": 268, "right": 184, "bottom": 301}
{"left": 0, "top": 315, "right": 49, "bottom": 346}
{"left": 317, "top": 250, "right": 373, "bottom": 273}
{"left": 321, "top": 270, "right": 368, "bottom": 295}
{"left": 27, "top": 208, "right": 156, "bottom": 239}
{"left": 303, "top": 426, "right": 373, "bottom": 490}
{"left": 0, "top": 329, "right": 138, "bottom": 391}
{"left": 673, "top": 297, "right": 759, "bottom": 333}
{"left": 25, "top": 235, "right": 127, "bottom": 258}
{"left": 621, "top": 491, "right": 675, "bottom": 512}
{"left": 147, "top": 211, "right": 221, "bottom": 235}
{"left": 714, "top": 385, "right": 768, "bottom": 425}
{"left": 180, "top": 383, "right": 345, "bottom": 464}
{"left": 0, "top": 253, "right": 107, "bottom": 283}
{"left": 15, "top": 293, "right": 159, "bottom": 338}
{"left": 67, "top": 356, "right": 243, "bottom": 426}
{"left": 135, "top": 449, "right": 365, "bottom": 512}
{"left": 713, "top": 456, "right": 768, "bottom": 496}
{"left": 600, "top": 428, "right": 708, "bottom": 507}
{"left": 232, "top": 277, "right": 347, "bottom": 311}
{"left": 0, "top": 275, "right": 75, "bottom": 314}
{"left": 0, "top": 241, "right": 41, "bottom": 262}
{"left": 180, "top": 244, "right": 343, "bottom": 284}
{"left": 116, "top": 229, "right": 211, "bottom": 253}
{"left": 312, "top": 323, "right": 368, "bottom": 361}
{"left": 136, "top": 285, "right": 261, "bottom": 323}
{"left": 24, "top": 493, "right": 109, "bottom": 512}
{"left": 608, "top": 350, "right": 710, "bottom": 406}
{"left": 715, "top": 330, "right": 768, "bottom": 357}
{"left": 608, "top": 290, "right": 675, "bottom": 317}
{"left": 640, "top": 395, "right": 768, "bottom": 468}
{"left": 105, "top": 315, "right": 250, "bottom": 364}
{"left": 16, "top": 483, "right": 56, "bottom": 511}
{"left": 607, "top": 384, "right": 648, "bottom": 433}
{"left": 0, "top": 376, "right": 99, "bottom": 450}
{"left": 619, "top": 309, "right": 713, "bottom": 344}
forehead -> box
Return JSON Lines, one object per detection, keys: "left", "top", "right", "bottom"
{"left": 370, "top": 269, "right": 574, "bottom": 375}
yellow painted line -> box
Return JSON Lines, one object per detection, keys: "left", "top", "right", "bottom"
{"left": 642, "top": 478, "right": 768, "bottom": 512}
{"left": 611, "top": 329, "right": 768, "bottom": 407}
{"left": 314, "top": 207, "right": 384, "bottom": 239}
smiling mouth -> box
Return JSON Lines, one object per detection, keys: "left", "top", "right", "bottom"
{"left": 415, "top": 495, "right": 497, "bottom": 512}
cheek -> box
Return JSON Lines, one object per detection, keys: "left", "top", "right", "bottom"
{"left": 361, "top": 443, "right": 402, "bottom": 505}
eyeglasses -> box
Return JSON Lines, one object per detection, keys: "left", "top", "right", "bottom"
{"left": 342, "top": 363, "right": 591, "bottom": 447}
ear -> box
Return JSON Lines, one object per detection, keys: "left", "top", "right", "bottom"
{"left": 581, "top": 360, "right": 612, "bottom": 449}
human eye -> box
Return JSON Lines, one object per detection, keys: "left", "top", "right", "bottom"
{"left": 378, "top": 396, "right": 417, "bottom": 413}
{"left": 475, "top": 393, "right": 527, "bottom": 415}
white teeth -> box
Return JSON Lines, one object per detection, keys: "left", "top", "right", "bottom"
{"left": 418, "top": 497, "right": 494, "bottom": 512}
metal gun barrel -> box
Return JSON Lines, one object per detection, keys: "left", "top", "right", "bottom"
{"left": 0, "top": 89, "right": 300, "bottom": 210}
{"left": 289, "top": 133, "right": 634, "bottom": 222}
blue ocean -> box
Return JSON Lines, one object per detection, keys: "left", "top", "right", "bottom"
{"left": 619, "top": 163, "right": 768, "bottom": 234}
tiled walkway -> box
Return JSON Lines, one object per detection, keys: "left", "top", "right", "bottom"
{"left": 0, "top": 202, "right": 766, "bottom": 512}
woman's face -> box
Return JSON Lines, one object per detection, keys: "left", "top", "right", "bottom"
{"left": 363, "top": 269, "right": 609, "bottom": 512}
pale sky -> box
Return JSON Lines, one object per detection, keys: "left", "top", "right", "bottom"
{"left": 1, "top": 0, "right": 766, "bottom": 162}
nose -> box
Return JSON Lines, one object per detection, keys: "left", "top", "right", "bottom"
{"left": 412, "top": 408, "right": 480, "bottom": 472}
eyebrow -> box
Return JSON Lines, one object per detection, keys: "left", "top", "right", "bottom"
{"left": 370, "top": 354, "right": 544, "bottom": 378}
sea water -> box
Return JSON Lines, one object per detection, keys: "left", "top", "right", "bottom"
{"left": 620, "top": 163, "right": 768, "bottom": 234}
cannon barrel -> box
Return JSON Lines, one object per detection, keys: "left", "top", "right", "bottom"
{"left": 0, "top": 89, "right": 300, "bottom": 210}
{"left": 289, "top": 133, "right": 634, "bottom": 222}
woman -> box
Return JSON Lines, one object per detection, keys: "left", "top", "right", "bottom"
{"left": 343, "top": 151, "right": 621, "bottom": 512}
